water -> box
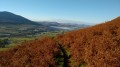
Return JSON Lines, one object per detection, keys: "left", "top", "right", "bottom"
{"left": 50, "top": 26, "right": 72, "bottom": 30}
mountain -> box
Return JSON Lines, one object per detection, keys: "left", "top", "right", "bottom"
{"left": 37, "top": 21, "right": 89, "bottom": 30}
{"left": 0, "top": 11, "right": 88, "bottom": 38}
{"left": 0, "top": 11, "right": 39, "bottom": 25}
{"left": 0, "top": 11, "right": 88, "bottom": 30}
{"left": 0, "top": 17, "right": 120, "bottom": 67}
{"left": 36, "top": 21, "right": 60, "bottom": 26}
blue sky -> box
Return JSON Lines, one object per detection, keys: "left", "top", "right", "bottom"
{"left": 0, "top": 0, "right": 120, "bottom": 24}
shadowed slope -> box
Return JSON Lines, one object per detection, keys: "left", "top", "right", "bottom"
{"left": 0, "top": 11, "right": 39, "bottom": 25}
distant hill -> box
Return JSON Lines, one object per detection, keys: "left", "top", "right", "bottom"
{"left": 0, "top": 11, "right": 88, "bottom": 30}
{"left": 0, "top": 11, "right": 89, "bottom": 38}
{"left": 37, "top": 21, "right": 60, "bottom": 26}
{"left": 37, "top": 21, "right": 89, "bottom": 30}
{"left": 0, "top": 11, "right": 39, "bottom": 25}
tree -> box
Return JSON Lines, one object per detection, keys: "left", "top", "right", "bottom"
{"left": 0, "top": 39, "right": 9, "bottom": 48}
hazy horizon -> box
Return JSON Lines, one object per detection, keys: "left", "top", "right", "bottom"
{"left": 0, "top": 0, "right": 120, "bottom": 24}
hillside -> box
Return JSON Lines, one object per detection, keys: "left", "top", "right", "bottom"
{"left": 0, "top": 11, "right": 88, "bottom": 38}
{"left": 57, "top": 17, "right": 120, "bottom": 67}
{"left": 0, "top": 17, "right": 120, "bottom": 67}
{"left": 0, "top": 11, "right": 60, "bottom": 38}
{"left": 0, "top": 11, "right": 38, "bottom": 25}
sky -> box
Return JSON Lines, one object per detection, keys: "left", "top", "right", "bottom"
{"left": 0, "top": 0, "right": 120, "bottom": 24}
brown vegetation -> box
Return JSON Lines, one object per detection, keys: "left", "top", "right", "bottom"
{"left": 0, "top": 37, "right": 61, "bottom": 67}
{"left": 0, "top": 17, "right": 120, "bottom": 67}
{"left": 57, "top": 17, "right": 120, "bottom": 67}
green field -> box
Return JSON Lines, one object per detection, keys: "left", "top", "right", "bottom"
{"left": 0, "top": 31, "right": 64, "bottom": 51}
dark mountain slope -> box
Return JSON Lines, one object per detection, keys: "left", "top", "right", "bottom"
{"left": 0, "top": 17, "right": 120, "bottom": 67}
{"left": 0, "top": 11, "right": 39, "bottom": 25}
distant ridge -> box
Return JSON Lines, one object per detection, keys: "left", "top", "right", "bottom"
{"left": 0, "top": 11, "right": 39, "bottom": 25}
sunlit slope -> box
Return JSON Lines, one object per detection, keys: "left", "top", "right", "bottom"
{"left": 57, "top": 17, "right": 120, "bottom": 67}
